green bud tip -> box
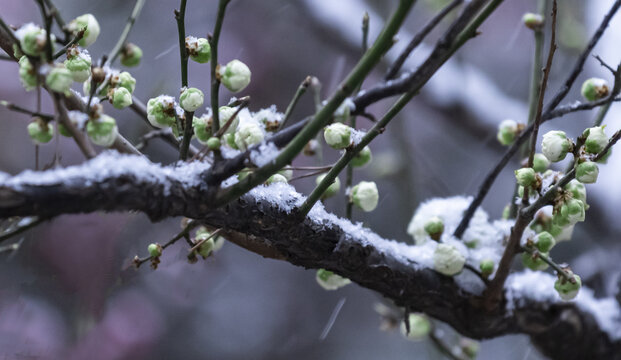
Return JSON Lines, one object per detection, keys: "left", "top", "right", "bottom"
{"left": 581, "top": 78, "right": 609, "bottom": 102}
{"left": 423, "top": 216, "right": 444, "bottom": 240}
{"left": 535, "top": 231, "right": 555, "bottom": 253}
{"left": 576, "top": 161, "right": 599, "bottom": 184}
{"left": 148, "top": 243, "right": 162, "bottom": 257}
{"left": 515, "top": 167, "right": 537, "bottom": 187}
{"left": 351, "top": 181, "right": 379, "bottom": 212}
{"left": 323, "top": 123, "right": 352, "bottom": 150}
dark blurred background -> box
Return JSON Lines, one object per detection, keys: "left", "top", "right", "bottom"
{"left": 1, "top": 0, "right": 620, "bottom": 359}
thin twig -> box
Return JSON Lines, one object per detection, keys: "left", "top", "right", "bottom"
{"left": 52, "top": 94, "right": 97, "bottom": 159}
{"left": 133, "top": 220, "right": 200, "bottom": 267}
{"left": 209, "top": 0, "right": 231, "bottom": 135}
{"left": 52, "top": 29, "right": 84, "bottom": 59}
{"left": 0, "top": 217, "right": 45, "bottom": 244}
{"left": 107, "top": 0, "right": 146, "bottom": 65}
{"left": 188, "top": 228, "right": 222, "bottom": 253}
{"left": 179, "top": 111, "right": 194, "bottom": 160}
{"left": 43, "top": 0, "right": 70, "bottom": 41}
{"left": 385, "top": 0, "right": 463, "bottom": 80}
{"left": 215, "top": 97, "right": 250, "bottom": 137}
{"left": 279, "top": 76, "right": 312, "bottom": 131}
{"left": 521, "top": 245, "right": 572, "bottom": 282}
{"left": 0, "top": 100, "right": 54, "bottom": 120}
{"left": 175, "top": 0, "right": 188, "bottom": 87}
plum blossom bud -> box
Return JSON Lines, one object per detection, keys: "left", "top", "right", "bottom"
{"left": 179, "top": 87, "right": 204, "bottom": 112}
{"left": 351, "top": 146, "right": 372, "bottom": 167}
{"left": 120, "top": 43, "right": 143, "bottom": 67}
{"left": 400, "top": 314, "right": 431, "bottom": 341}
{"left": 27, "top": 118, "right": 53, "bottom": 144}
{"left": 479, "top": 259, "right": 495, "bottom": 277}
{"left": 522, "top": 13, "right": 544, "bottom": 30}
{"left": 234, "top": 122, "right": 264, "bottom": 150}
{"left": 16, "top": 23, "right": 54, "bottom": 57}
{"left": 581, "top": 78, "right": 609, "bottom": 102}
{"left": 583, "top": 126, "right": 608, "bottom": 154}
{"left": 219, "top": 106, "right": 239, "bottom": 134}
{"left": 148, "top": 243, "right": 162, "bottom": 257}
{"left": 46, "top": 66, "right": 73, "bottom": 95}
{"left": 351, "top": 181, "right": 379, "bottom": 212}
{"left": 185, "top": 37, "right": 211, "bottom": 64}
{"left": 266, "top": 174, "right": 288, "bottom": 184}
{"left": 316, "top": 269, "right": 351, "bottom": 290}
{"left": 560, "top": 198, "right": 586, "bottom": 225}
{"left": 423, "top": 216, "right": 444, "bottom": 241}
{"left": 565, "top": 179, "right": 587, "bottom": 205}
{"left": 497, "top": 119, "right": 519, "bottom": 146}
{"left": 515, "top": 167, "right": 536, "bottom": 187}
{"left": 86, "top": 114, "right": 118, "bottom": 147}
{"left": 576, "top": 161, "right": 598, "bottom": 184}
{"left": 316, "top": 174, "right": 340, "bottom": 199}
{"left": 111, "top": 87, "right": 133, "bottom": 109}
{"left": 18, "top": 56, "right": 37, "bottom": 91}
{"left": 192, "top": 114, "right": 212, "bottom": 144}
{"left": 521, "top": 252, "right": 549, "bottom": 271}
{"left": 65, "top": 49, "right": 92, "bottom": 82}
{"left": 68, "top": 14, "right": 100, "bottom": 47}
{"left": 542, "top": 130, "right": 571, "bottom": 162}
{"left": 324, "top": 123, "right": 352, "bottom": 149}
{"left": 219, "top": 59, "right": 251, "bottom": 93}
{"left": 207, "top": 137, "right": 221, "bottom": 150}
{"left": 535, "top": 231, "right": 555, "bottom": 253}
{"left": 433, "top": 244, "right": 465, "bottom": 276}
{"left": 554, "top": 272, "right": 581, "bottom": 301}
{"left": 110, "top": 71, "right": 136, "bottom": 93}
{"left": 147, "top": 95, "right": 176, "bottom": 128}
{"left": 532, "top": 153, "right": 550, "bottom": 173}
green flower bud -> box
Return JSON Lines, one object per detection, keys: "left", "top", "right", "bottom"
{"left": 46, "top": 66, "right": 73, "bottom": 95}
{"left": 111, "top": 71, "right": 136, "bottom": 93}
{"left": 186, "top": 36, "right": 211, "bottom": 64}
{"left": 521, "top": 252, "right": 549, "bottom": 271}
{"left": 18, "top": 56, "right": 37, "bottom": 91}
{"left": 535, "top": 231, "right": 555, "bottom": 253}
{"left": 565, "top": 179, "right": 587, "bottom": 205}
{"left": 86, "top": 114, "right": 118, "bottom": 147}
{"left": 120, "top": 43, "right": 143, "bottom": 67}
{"left": 324, "top": 123, "right": 352, "bottom": 149}
{"left": 111, "top": 87, "right": 133, "bottom": 109}
{"left": 479, "top": 259, "right": 495, "bottom": 277}
{"left": 433, "top": 243, "right": 465, "bottom": 276}
{"left": 266, "top": 174, "right": 288, "bottom": 184}
{"left": 224, "top": 133, "right": 238, "bottom": 149}
{"left": 560, "top": 198, "right": 586, "bottom": 225}
{"left": 68, "top": 14, "right": 100, "bottom": 47}
{"left": 532, "top": 153, "right": 550, "bottom": 173}
{"left": 423, "top": 216, "right": 444, "bottom": 241}
{"left": 207, "top": 137, "right": 221, "bottom": 150}
{"left": 316, "top": 174, "right": 340, "bottom": 199}
{"left": 219, "top": 106, "right": 239, "bottom": 134}
{"left": 12, "top": 43, "right": 22, "bottom": 58}
{"left": 179, "top": 87, "right": 204, "bottom": 112}
{"left": 197, "top": 237, "right": 215, "bottom": 259}
{"left": 334, "top": 100, "right": 352, "bottom": 122}
{"left": 147, "top": 95, "right": 177, "bottom": 128}
{"left": 583, "top": 126, "right": 608, "bottom": 154}
{"left": 219, "top": 59, "right": 251, "bottom": 93}
{"left": 64, "top": 49, "right": 92, "bottom": 82}
{"left": 515, "top": 167, "right": 536, "bottom": 187}
{"left": 234, "top": 122, "right": 264, "bottom": 150}
{"left": 27, "top": 119, "right": 53, "bottom": 144}
{"left": 522, "top": 13, "right": 544, "bottom": 30}
{"left": 278, "top": 169, "right": 293, "bottom": 180}
{"left": 16, "top": 23, "right": 54, "bottom": 57}
{"left": 554, "top": 273, "right": 581, "bottom": 301}
{"left": 148, "top": 243, "right": 162, "bottom": 257}
{"left": 576, "top": 161, "right": 599, "bottom": 184}
{"left": 351, "top": 146, "right": 372, "bottom": 167}
{"left": 400, "top": 314, "right": 431, "bottom": 341}
{"left": 192, "top": 114, "right": 212, "bottom": 144}
{"left": 497, "top": 119, "right": 519, "bottom": 146}
{"left": 581, "top": 78, "right": 609, "bottom": 102}
{"left": 352, "top": 181, "right": 379, "bottom": 212}
{"left": 316, "top": 269, "right": 351, "bottom": 290}
{"left": 542, "top": 130, "right": 571, "bottom": 162}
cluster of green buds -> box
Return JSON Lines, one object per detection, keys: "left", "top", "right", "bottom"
{"left": 400, "top": 313, "right": 431, "bottom": 341}
{"left": 351, "top": 181, "right": 379, "bottom": 212}
{"left": 64, "top": 47, "right": 92, "bottom": 82}
{"left": 581, "top": 78, "right": 609, "bottom": 102}
{"left": 433, "top": 243, "right": 466, "bottom": 276}
{"left": 16, "top": 23, "right": 55, "bottom": 57}
{"left": 521, "top": 231, "right": 556, "bottom": 271}
{"left": 497, "top": 119, "right": 523, "bottom": 146}
{"left": 218, "top": 59, "right": 252, "bottom": 93}
{"left": 67, "top": 14, "right": 100, "bottom": 48}
{"left": 120, "top": 43, "right": 143, "bottom": 67}
{"left": 315, "top": 268, "right": 351, "bottom": 290}
{"left": 84, "top": 69, "right": 136, "bottom": 109}
{"left": 554, "top": 268, "right": 582, "bottom": 301}
{"left": 521, "top": 251, "right": 548, "bottom": 271}
{"left": 185, "top": 36, "right": 211, "bottom": 64}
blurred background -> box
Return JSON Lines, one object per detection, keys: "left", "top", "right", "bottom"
{"left": 1, "top": 0, "right": 620, "bottom": 359}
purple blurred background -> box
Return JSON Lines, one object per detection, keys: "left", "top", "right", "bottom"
{"left": 1, "top": 0, "right": 621, "bottom": 359}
